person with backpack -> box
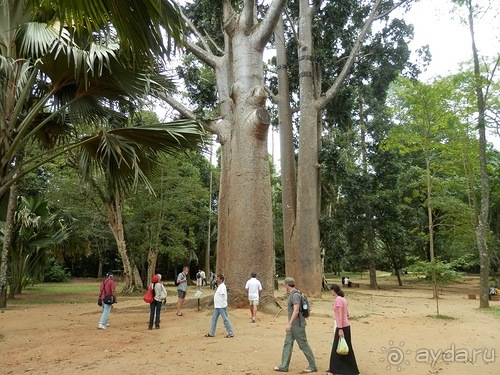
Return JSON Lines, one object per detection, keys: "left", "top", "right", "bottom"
{"left": 327, "top": 284, "right": 359, "bottom": 375}
{"left": 148, "top": 274, "right": 167, "bottom": 330}
{"left": 273, "top": 277, "right": 317, "bottom": 373}
{"left": 175, "top": 266, "right": 189, "bottom": 316}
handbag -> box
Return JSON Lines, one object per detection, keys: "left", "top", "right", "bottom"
{"left": 336, "top": 337, "right": 349, "bottom": 355}
{"left": 103, "top": 295, "right": 115, "bottom": 304}
{"left": 143, "top": 287, "right": 154, "bottom": 303}
{"left": 97, "top": 297, "right": 103, "bottom": 307}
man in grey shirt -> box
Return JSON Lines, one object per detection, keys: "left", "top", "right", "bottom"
{"left": 274, "top": 277, "right": 317, "bottom": 373}
{"left": 176, "top": 266, "right": 189, "bottom": 316}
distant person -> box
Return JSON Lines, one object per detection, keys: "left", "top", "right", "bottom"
{"left": 98, "top": 272, "right": 116, "bottom": 330}
{"left": 196, "top": 269, "right": 203, "bottom": 289}
{"left": 327, "top": 284, "right": 359, "bottom": 375}
{"left": 245, "top": 272, "right": 263, "bottom": 323}
{"left": 273, "top": 277, "right": 317, "bottom": 373}
{"left": 344, "top": 277, "right": 351, "bottom": 287}
{"left": 200, "top": 270, "right": 207, "bottom": 286}
{"left": 148, "top": 274, "right": 167, "bottom": 330}
{"left": 204, "top": 274, "right": 234, "bottom": 338}
{"left": 176, "top": 266, "right": 189, "bottom": 316}
{"left": 322, "top": 275, "right": 329, "bottom": 291}
{"left": 209, "top": 271, "right": 215, "bottom": 290}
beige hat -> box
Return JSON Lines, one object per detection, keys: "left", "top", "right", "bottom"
{"left": 284, "top": 277, "right": 295, "bottom": 286}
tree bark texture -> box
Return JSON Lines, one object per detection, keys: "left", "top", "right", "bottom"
{"left": 214, "top": 1, "right": 287, "bottom": 306}
{"left": 288, "top": 0, "right": 323, "bottom": 296}
{"left": 466, "top": 0, "right": 490, "bottom": 308}
{"left": 0, "top": 184, "right": 17, "bottom": 307}
{"left": 275, "top": 18, "right": 297, "bottom": 273}
{"left": 106, "top": 193, "right": 143, "bottom": 292}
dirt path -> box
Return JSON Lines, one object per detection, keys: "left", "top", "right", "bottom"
{"left": 1, "top": 276, "right": 498, "bottom": 375}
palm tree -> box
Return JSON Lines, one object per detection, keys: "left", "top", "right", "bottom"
{"left": 8, "top": 195, "right": 88, "bottom": 298}
{"left": 1, "top": 0, "right": 206, "bottom": 304}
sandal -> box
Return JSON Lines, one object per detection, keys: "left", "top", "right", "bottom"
{"left": 204, "top": 333, "right": 213, "bottom": 337}
{"left": 176, "top": 312, "right": 184, "bottom": 316}
{"left": 224, "top": 333, "right": 234, "bottom": 338}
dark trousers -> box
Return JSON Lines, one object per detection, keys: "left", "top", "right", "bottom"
{"left": 149, "top": 300, "right": 162, "bottom": 328}
{"left": 328, "top": 325, "right": 359, "bottom": 375}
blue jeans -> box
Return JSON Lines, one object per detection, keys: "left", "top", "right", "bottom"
{"left": 209, "top": 307, "right": 233, "bottom": 336}
{"left": 99, "top": 303, "right": 112, "bottom": 325}
{"left": 149, "top": 300, "right": 162, "bottom": 328}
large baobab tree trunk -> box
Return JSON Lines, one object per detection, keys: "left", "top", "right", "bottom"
{"left": 216, "top": 1, "right": 285, "bottom": 307}
{"left": 171, "top": 0, "right": 287, "bottom": 307}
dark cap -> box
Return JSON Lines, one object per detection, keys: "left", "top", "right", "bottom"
{"left": 106, "top": 272, "right": 113, "bottom": 277}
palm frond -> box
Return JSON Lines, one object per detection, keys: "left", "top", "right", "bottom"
{"left": 25, "top": 0, "right": 186, "bottom": 60}
{"left": 79, "top": 120, "right": 207, "bottom": 194}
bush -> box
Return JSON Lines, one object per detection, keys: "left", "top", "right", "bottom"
{"left": 43, "top": 262, "right": 72, "bottom": 283}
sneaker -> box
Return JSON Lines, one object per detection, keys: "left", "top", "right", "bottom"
{"left": 303, "top": 367, "right": 317, "bottom": 373}
{"left": 97, "top": 324, "right": 107, "bottom": 330}
{"left": 105, "top": 323, "right": 110, "bottom": 327}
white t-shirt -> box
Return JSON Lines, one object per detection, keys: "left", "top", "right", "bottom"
{"left": 245, "top": 277, "right": 263, "bottom": 301}
{"left": 214, "top": 282, "right": 228, "bottom": 308}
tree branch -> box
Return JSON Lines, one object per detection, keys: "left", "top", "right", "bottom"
{"left": 183, "top": 39, "right": 220, "bottom": 69}
{"left": 158, "top": 93, "right": 220, "bottom": 136}
{"left": 181, "top": 9, "right": 224, "bottom": 56}
{"left": 242, "top": 0, "right": 255, "bottom": 32}
{"left": 254, "top": 0, "right": 288, "bottom": 50}
{"left": 318, "top": 0, "right": 384, "bottom": 109}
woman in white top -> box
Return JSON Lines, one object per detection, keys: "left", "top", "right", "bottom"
{"left": 148, "top": 274, "right": 167, "bottom": 330}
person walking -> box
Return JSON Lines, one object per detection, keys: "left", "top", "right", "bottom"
{"left": 327, "top": 284, "right": 359, "bottom": 375}
{"left": 274, "top": 277, "right": 317, "bottom": 373}
{"left": 204, "top": 274, "right": 234, "bottom": 338}
{"left": 176, "top": 266, "right": 189, "bottom": 316}
{"left": 245, "top": 272, "right": 263, "bottom": 323}
{"left": 200, "top": 270, "right": 207, "bottom": 286}
{"left": 209, "top": 271, "right": 215, "bottom": 290}
{"left": 148, "top": 274, "right": 167, "bottom": 330}
{"left": 97, "top": 272, "right": 116, "bottom": 330}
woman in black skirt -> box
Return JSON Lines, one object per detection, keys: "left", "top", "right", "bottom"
{"left": 327, "top": 284, "right": 360, "bottom": 375}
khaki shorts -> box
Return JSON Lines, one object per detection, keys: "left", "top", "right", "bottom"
{"left": 249, "top": 299, "right": 259, "bottom": 306}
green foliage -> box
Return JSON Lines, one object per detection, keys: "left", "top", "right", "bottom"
{"left": 449, "top": 254, "right": 480, "bottom": 273}
{"left": 409, "top": 259, "right": 463, "bottom": 285}
{"left": 43, "top": 260, "right": 72, "bottom": 283}
{"left": 8, "top": 195, "right": 86, "bottom": 295}
{"left": 126, "top": 151, "right": 211, "bottom": 269}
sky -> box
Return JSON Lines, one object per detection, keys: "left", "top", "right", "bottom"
{"left": 174, "top": 1, "right": 500, "bottom": 162}
{"left": 402, "top": 0, "right": 500, "bottom": 80}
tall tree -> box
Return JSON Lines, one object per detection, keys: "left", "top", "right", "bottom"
{"left": 275, "top": 0, "right": 415, "bottom": 294}
{"left": 163, "top": 0, "right": 288, "bottom": 307}
{"left": 452, "top": 0, "right": 500, "bottom": 307}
